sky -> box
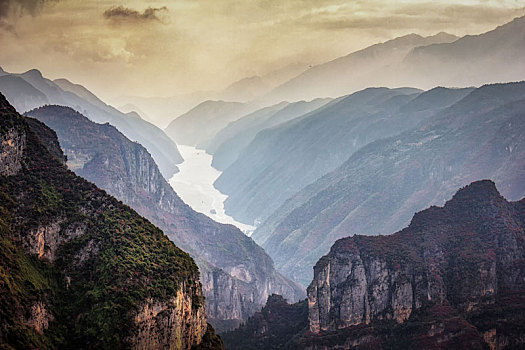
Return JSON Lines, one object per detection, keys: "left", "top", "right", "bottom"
{"left": 1, "top": 0, "right": 524, "bottom": 100}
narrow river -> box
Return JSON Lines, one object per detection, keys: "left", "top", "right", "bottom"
{"left": 169, "top": 145, "right": 255, "bottom": 235}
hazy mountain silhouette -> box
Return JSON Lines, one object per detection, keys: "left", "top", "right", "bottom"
{"left": 0, "top": 68, "right": 182, "bottom": 179}
{"left": 0, "top": 75, "right": 49, "bottom": 112}
{"left": 264, "top": 16, "right": 525, "bottom": 103}
{"left": 111, "top": 63, "right": 309, "bottom": 128}
{"left": 399, "top": 15, "right": 525, "bottom": 89}
{"left": 264, "top": 32, "right": 458, "bottom": 102}
{"left": 164, "top": 100, "right": 253, "bottom": 148}
{"left": 117, "top": 103, "right": 152, "bottom": 122}
{"left": 216, "top": 86, "right": 475, "bottom": 226}
{"left": 207, "top": 98, "right": 331, "bottom": 170}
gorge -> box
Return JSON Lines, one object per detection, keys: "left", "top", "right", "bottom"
{"left": 1, "top": 8, "right": 525, "bottom": 350}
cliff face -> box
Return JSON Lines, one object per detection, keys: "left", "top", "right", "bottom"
{"left": 0, "top": 95, "right": 212, "bottom": 349}
{"left": 0, "top": 127, "right": 25, "bottom": 176}
{"left": 26, "top": 105, "right": 305, "bottom": 332}
{"left": 307, "top": 180, "right": 525, "bottom": 348}
{"left": 131, "top": 283, "right": 207, "bottom": 350}
{"left": 225, "top": 181, "right": 525, "bottom": 349}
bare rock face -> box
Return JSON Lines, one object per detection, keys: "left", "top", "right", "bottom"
{"left": 308, "top": 180, "right": 525, "bottom": 344}
{"left": 0, "top": 128, "right": 25, "bottom": 176}
{"left": 131, "top": 283, "right": 207, "bottom": 350}
{"left": 25, "top": 301, "right": 53, "bottom": 335}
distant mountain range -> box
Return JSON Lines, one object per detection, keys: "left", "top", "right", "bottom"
{"left": 111, "top": 62, "right": 309, "bottom": 128}
{"left": 207, "top": 98, "right": 332, "bottom": 171}
{"left": 0, "top": 68, "right": 182, "bottom": 179}
{"left": 111, "top": 16, "right": 525, "bottom": 143}
{"left": 26, "top": 105, "right": 305, "bottom": 332}
{"left": 215, "top": 86, "right": 474, "bottom": 226}
{"left": 253, "top": 81, "right": 525, "bottom": 285}
{"left": 263, "top": 16, "right": 525, "bottom": 103}
{"left": 164, "top": 100, "right": 255, "bottom": 148}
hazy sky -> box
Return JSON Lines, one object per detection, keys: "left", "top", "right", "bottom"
{"left": 1, "top": 0, "right": 524, "bottom": 100}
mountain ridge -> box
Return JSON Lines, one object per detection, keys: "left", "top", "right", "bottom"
{"left": 0, "top": 93, "right": 221, "bottom": 349}
{"left": 0, "top": 68, "right": 182, "bottom": 179}
{"left": 263, "top": 16, "right": 524, "bottom": 103}
{"left": 253, "top": 81, "right": 525, "bottom": 286}
{"left": 224, "top": 180, "right": 525, "bottom": 349}
{"left": 26, "top": 104, "right": 305, "bottom": 332}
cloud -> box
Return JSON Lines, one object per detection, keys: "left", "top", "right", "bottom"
{"left": 293, "top": 2, "right": 525, "bottom": 33}
{"left": 0, "top": 0, "right": 57, "bottom": 19}
{"left": 103, "top": 6, "right": 169, "bottom": 23}
{"left": 0, "top": 0, "right": 57, "bottom": 30}
{"left": 1, "top": 0, "right": 524, "bottom": 100}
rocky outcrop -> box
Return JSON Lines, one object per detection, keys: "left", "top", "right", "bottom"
{"left": 0, "top": 94, "right": 214, "bottom": 349}
{"left": 131, "top": 283, "right": 207, "bottom": 350}
{"left": 26, "top": 105, "right": 305, "bottom": 332}
{"left": 25, "top": 301, "right": 53, "bottom": 335}
{"left": 224, "top": 181, "right": 525, "bottom": 349}
{"left": 0, "top": 128, "right": 25, "bottom": 176}
{"left": 307, "top": 180, "right": 525, "bottom": 347}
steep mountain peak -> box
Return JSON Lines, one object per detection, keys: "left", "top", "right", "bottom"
{"left": 22, "top": 68, "right": 43, "bottom": 79}
{"left": 428, "top": 31, "right": 458, "bottom": 42}
{"left": 407, "top": 180, "right": 504, "bottom": 232}
{"left": 445, "top": 179, "right": 504, "bottom": 209}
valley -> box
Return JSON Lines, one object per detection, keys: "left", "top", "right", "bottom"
{"left": 1, "top": 6, "right": 525, "bottom": 350}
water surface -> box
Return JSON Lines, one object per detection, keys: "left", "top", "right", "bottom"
{"left": 169, "top": 145, "right": 255, "bottom": 235}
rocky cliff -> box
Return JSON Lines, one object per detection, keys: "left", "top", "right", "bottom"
{"left": 307, "top": 180, "right": 525, "bottom": 348}
{"left": 0, "top": 94, "right": 216, "bottom": 349}
{"left": 224, "top": 181, "right": 525, "bottom": 349}
{"left": 26, "top": 105, "right": 305, "bottom": 332}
